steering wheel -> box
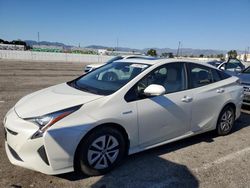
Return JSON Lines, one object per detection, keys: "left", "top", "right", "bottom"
{"left": 102, "top": 72, "right": 118, "bottom": 81}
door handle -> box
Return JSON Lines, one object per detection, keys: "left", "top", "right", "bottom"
{"left": 181, "top": 96, "right": 193, "bottom": 103}
{"left": 216, "top": 88, "right": 225, "bottom": 93}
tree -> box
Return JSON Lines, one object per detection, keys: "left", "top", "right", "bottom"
{"left": 216, "top": 54, "right": 225, "bottom": 61}
{"left": 199, "top": 54, "right": 204, "bottom": 58}
{"left": 147, "top": 49, "right": 157, "bottom": 57}
{"left": 227, "top": 50, "right": 237, "bottom": 59}
{"left": 107, "top": 48, "right": 115, "bottom": 51}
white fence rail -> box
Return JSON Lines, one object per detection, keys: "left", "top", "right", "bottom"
{"left": 0, "top": 50, "right": 114, "bottom": 63}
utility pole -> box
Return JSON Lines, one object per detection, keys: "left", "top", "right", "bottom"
{"left": 37, "top": 32, "right": 40, "bottom": 46}
{"left": 180, "top": 42, "right": 183, "bottom": 57}
{"left": 177, "top": 41, "right": 181, "bottom": 57}
{"left": 116, "top": 37, "right": 119, "bottom": 51}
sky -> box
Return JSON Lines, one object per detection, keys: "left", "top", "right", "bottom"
{"left": 0, "top": 0, "right": 250, "bottom": 50}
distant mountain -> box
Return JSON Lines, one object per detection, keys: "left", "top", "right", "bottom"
{"left": 144, "top": 47, "right": 228, "bottom": 56}
{"left": 24, "top": 40, "right": 241, "bottom": 56}
{"left": 85, "top": 45, "right": 140, "bottom": 52}
{"left": 87, "top": 45, "right": 228, "bottom": 56}
{"left": 25, "top": 40, "right": 73, "bottom": 49}
{"left": 85, "top": 45, "right": 110, "bottom": 49}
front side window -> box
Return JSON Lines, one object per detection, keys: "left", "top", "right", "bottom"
{"left": 69, "top": 62, "right": 150, "bottom": 95}
{"left": 125, "top": 62, "right": 186, "bottom": 102}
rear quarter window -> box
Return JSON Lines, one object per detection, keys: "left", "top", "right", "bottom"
{"left": 217, "top": 70, "right": 231, "bottom": 80}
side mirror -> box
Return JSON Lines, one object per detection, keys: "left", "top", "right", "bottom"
{"left": 144, "top": 84, "right": 166, "bottom": 97}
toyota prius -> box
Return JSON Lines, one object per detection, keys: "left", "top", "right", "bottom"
{"left": 3, "top": 59, "right": 243, "bottom": 176}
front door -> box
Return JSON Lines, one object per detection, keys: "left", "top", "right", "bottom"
{"left": 126, "top": 62, "right": 193, "bottom": 147}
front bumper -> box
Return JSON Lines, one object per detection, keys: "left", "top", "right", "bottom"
{"left": 3, "top": 108, "right": 90, "bottom": 175}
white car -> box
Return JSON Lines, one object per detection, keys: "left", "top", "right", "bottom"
{"left": 4, "top": 59, "right": 243, "bottom": 176}
{"left": 237, "top": 66, "right": 250, "bottom": 105}
{"left": 84, "top": 55, "right": 156, "bottom": 73}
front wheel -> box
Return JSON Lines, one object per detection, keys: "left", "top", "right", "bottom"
{"left": 76, "top": 127, "right": 126, "bottom": 176}
{"left": 217, "top": 106, "right": 235, "bottom": 136}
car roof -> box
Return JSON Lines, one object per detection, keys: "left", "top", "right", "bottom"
{"left": 114, "top": 58, "right": 218, "bottom": 69}
{"left": 122, "top": 55, "right": 158, "bottom": 60}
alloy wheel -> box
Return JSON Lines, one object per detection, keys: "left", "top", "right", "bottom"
{"left": 87, "top": 135, "right": 120, "bottom": 170}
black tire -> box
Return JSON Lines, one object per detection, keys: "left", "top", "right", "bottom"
{"left": 217, "top": 105, "right": 235, "bottom": 136}
{"left": 76, "top": 127, "right": 126, "bottom": 176}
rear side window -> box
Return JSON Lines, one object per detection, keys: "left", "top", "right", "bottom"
{"left": 189, "top": 64, "right": 213, "bottom": 88}
{"left": 188, "top": 63, "right": 231, "bottom": 89}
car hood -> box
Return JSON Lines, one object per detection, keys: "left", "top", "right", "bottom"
{"left": 237, "top": 73, "right": 250, "bottom": 84}
{"left": 15, "top": 83, "right": 104, "bottom": 118}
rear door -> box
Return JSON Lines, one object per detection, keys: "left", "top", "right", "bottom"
{"left": 187, "top": 63, "right": 230, "bottom": 132}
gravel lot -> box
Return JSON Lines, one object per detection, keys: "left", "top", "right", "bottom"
{"left": 0, "top": 60, "right": 250, "bottom": 188}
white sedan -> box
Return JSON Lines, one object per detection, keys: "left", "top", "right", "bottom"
{"left": 84, "top": 55, "right": 156, "bottom": 73}
{"left": 3, "top": 58, "right": 243, "bottom": 176}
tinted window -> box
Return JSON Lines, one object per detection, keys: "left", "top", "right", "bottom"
{"left": 211, "top": 69, "right": 221, "bottom": 82}
{"left": 189, "top": 64, "right": 213, "bottom": 88}
{"left": 226, "top": 62, "right": 240, "bottom": 69}
{"left": 218, "top": 70, "right": 231, "bottom": 79}
{"left": 125, "top": 62, "right": 186, "bottom": 102}
{"left": 226, "top": 59, "right": 244, "bottom": 70}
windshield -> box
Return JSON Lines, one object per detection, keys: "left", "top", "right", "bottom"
{"left": 70, "top": 62, "right": 150, "bottom": 95}
{"left": 243, "top": 66, "right": 250, "bottom": 74}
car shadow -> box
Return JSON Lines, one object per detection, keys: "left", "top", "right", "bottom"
{"left": 56, "top": 109, "right": 250, "bottom": 187}
{"left": 57, "top": 154, "right": 199, "bottom": 188}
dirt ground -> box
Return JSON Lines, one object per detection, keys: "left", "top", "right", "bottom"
{"left": 0, "top": 59, "right": 250, "bottom": 188}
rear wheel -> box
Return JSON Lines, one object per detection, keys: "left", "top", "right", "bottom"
{"left": 217, "top": 106, "right": 235, "bottom": 136}
{"left": 77, "top": 127, "right": 126, "bottom": 176}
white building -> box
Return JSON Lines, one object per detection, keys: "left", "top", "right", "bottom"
{"left": 32, "top": 45, "right": 63, "bottom": 50}
{"left": 238, "top": 53, "right": 250, "bottom": 62}
{"left": 0, "top": 43, "right": 25, "bottom": 51}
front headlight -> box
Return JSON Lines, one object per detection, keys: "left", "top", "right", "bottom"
{"left": 26, "top": 104, "right": 82, "bottom": 139}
